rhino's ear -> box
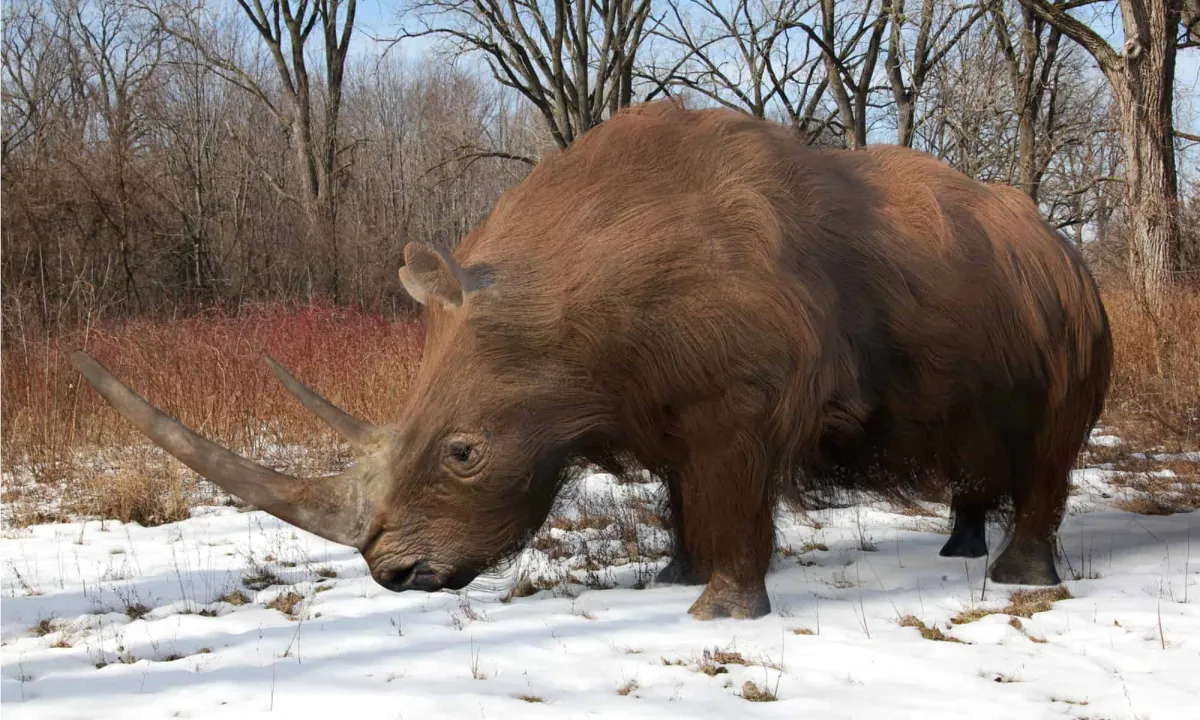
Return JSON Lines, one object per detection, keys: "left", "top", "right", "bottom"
{"left": 398, "top": 242, "right": 491, "bottom": 308}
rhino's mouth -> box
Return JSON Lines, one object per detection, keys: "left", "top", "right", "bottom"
{"left": 371, "top": 560, "right": 479, "bottom": 593}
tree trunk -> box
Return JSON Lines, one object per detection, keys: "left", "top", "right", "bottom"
{"left": 1117, "top": 85, "right": 1178, "bottom": 302}
{"left": 1110, "top": 6, "right": 1180, "bottom": 304}
{"left": 1016, "top": 0, "right": 1182, "bottom": 304}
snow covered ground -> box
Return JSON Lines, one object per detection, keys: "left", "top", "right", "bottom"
{"left": 2, "top": 441, "right": 1197, "bottom": 719}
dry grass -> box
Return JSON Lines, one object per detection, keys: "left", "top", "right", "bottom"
{"left": 898, "top": 614, "right": 964, "bottom": 643}
{"left": 1108, "top": 459, "right": 1200, "bottom": 514}
{"left": 616, "top": 680, "right": 639, "bottom": 696}
{"left": 2, "top": 301, "right": 423, "bottom": 528}
{"left": 778, "top": 542, "right": 828, "bottom": 557}
{"left": 739, "top": 680, "right": 778, "bottom": 702}
{"left": 515, "top": 695, "right": 544, "bottom": 703}
{"left": 1008, "top": 616, "right": 1049, "bottom": 643}
{"left": 219, "top": 590, "right": 250, "bottom": 606}
{"left": 265, "top": 591, "right": 304, "bottom": 617}
{"left": 83, "top": 466, "right": 197, "bottom": 527}
{"left": 242, "top": 568, "right": 284, "bottom": 591}
{"left": 1097, "top": 280, "right": 1200, "bottom": 450}
{"left": 124, "top": 602, "right": 151, "bottom": 621}
{"left": 951, "top": 586, "right": 1073, "bottom": 625}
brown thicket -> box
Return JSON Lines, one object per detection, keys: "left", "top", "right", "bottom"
{"left": 2, "top": 0, "right": 549, "bottom": 332}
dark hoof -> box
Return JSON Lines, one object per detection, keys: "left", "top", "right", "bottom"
{"left": 687, "top": 582, "right": 770, "bottom": 620}
{"left": 988, "top": 538, "right": 1061, "bottom": 585}
{"left": 655, "top": 557, "right": 705, "bottom": 586}
{"left": 939, "top": 531, "right": 989, "bottom": 559}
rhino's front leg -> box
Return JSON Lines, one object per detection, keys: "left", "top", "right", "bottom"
{"left": 676, "top": 434, "right": 773, "bottom": 620}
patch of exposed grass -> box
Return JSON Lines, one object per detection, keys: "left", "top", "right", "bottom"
{"left": 689, "top": 647, "right": 781, "bottom": 676}
{"left": 82, "top": 466, "right": 197, "bottom": 527}
{"left": 739, "top": 680, "right": 777, "bottom": 702}
{"left": 616, "top": 680, "right": 639, "bottom": 696}
{"left": 1115, "top": 496, "right": 1184, "bottom": 515}
{"left": 791, "top": 626, "right": 815, "bottom": 636}
{"left": 949, "top": 607, "right": 993, "bottom": 625}
{"left": 951, "top": 586, "right": 1073, "bottom": 625}
{"left": 516, "top": 695, "right": 544, "bottom": 703}
{"left": 242, "top": 568, "right": 284, "bottom": 591}
{"left": 265, "top": 591, "right": 304, "bottom": 616}
{"left": 547, "top": 512, "right": 614, "bottom": 533}
{"left": 696, "top": 657, "right": 729, "bottom": 676}
{"left": 898, "top": 615, "right": 964, "bottom": 643}
{"left": 1008, "top": 616, "right": 1049, "bottom": 643}
{"left": 124, "top": 603, "right": 151, "bottom": 621}
{"left": 1109, "top": 461, "right": 1200, "bottom": 515}
{"left": 892, "top": 501, "right": 939, "bottom": 517}
{"left": 219, "top": 589, "right": 250, "bottom": 605}
{"left": 30, "top": 618, "right": 55, "bottom": 636}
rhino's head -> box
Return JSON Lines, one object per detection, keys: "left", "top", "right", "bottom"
{"left": 73, "top": 242, "right": 599, "bottom": 593}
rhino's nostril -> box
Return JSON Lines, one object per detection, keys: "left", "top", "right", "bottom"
{"left": 377, "top": 563, "right": 417, "bottom": 591}
{"left": 375, "top": 561, "right": 448, "bottom": 592}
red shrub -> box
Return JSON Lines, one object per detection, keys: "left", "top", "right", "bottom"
{"left": 2, "top": 300, "right": 424, "bottom": 480}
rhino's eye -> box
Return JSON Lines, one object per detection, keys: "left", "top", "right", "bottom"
{"left": 449, "top": 443, "right": 474, "bottom": 464}
{"left": 442, "top": 434, "right": 486, "bottom": 478}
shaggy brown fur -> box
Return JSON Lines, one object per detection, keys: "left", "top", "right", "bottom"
{"left": 378, "top": 100, "right": 1112, "bottom": 619}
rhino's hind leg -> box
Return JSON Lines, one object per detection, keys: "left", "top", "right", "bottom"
{"left": 989, "top": 534, "right": 1060, "bottom": 585}
{"left": 656, "top": 556, "right": 705, "bottom": 585}
{"left": 987, "top": 434, "right": 1070, "bottom": 586}
{"left": 939, "top": 499, "right": 989, "bottom": 559}
{"left": 677, "top": 433, "right": 773, "bottom": 620}
{"left": 655, "top": 474, "right": 707, "bottom": 586}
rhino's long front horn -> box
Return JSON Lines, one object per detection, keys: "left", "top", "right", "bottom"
{"left": 70, "top": 351, "right": 372, "bottom": 550}
{"left": 262, "top": 355, "right": 380, "bottom": 454}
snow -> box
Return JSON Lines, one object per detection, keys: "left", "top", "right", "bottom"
{"left": 2, "top": 464, "right": 1198, "bottom": 719}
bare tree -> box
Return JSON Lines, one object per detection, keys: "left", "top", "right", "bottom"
{"left": 1018, "top": 0, "right": 1187, "bottom": 301}
{"left": 60, "top": 0, "right": 165, "bottom": 309}
{"left": 644, "top": 0, "right": 837, "bottom": 141}
{"left": 786, "top": 0, "right": 890, "bottom": 148}
{"left": 1184, "top": 0, "right": 1199, "bottom": 45}
{"left": 2, "top": 1, "right": 70, "bottom": 159}
{"left": 156, "top": 0, "right": 358, "bottom": 298}
{"left": 884, "top": 0, "right": 981, "bottom": 147}
{"left": 916, "top": 9, "right": 1118, "bottom": 239}
{"left": 396, "top": 0, "right": 653, "bottom": 149}
{"left": 149, "top": 31, "right": 226, "bottom": 300}
{"left": 3, "top": 1, "right": 545, "bottom": 325}
{"left": 987, "top": 0, "right": 1063, "bottom": 200}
